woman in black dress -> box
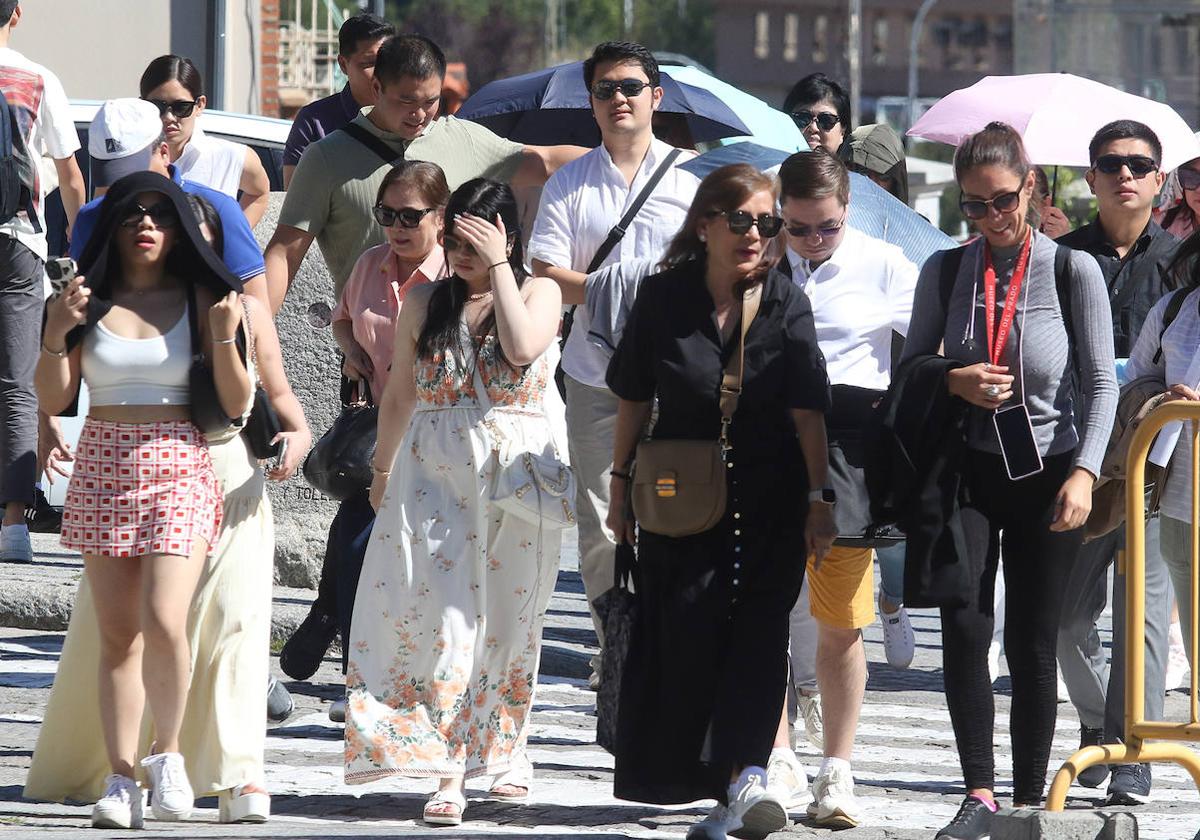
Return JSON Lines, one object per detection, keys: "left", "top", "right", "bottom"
{"left": 605, "top": 163, "right": 835, "bottom": 840}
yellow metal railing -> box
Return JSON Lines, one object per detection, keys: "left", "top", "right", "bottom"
{"left": 1047, "top": 401, "right": 1200, "bottom": 810}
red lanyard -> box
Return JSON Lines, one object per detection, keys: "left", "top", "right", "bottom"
{"left": 983, "top": 234, "right": 1032, "bottom": 367}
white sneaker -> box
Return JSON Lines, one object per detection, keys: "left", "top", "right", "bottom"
{"left": 0, "top": 523, "right": 31, "bottom": 563}
{"left": 878, "top": 593, "right": 915, "bottom": 669}
{"left": 765, "top": 747, "right": 810, "bottom": 810}
{"left": 140, "top": 752, "right": 193, "bottom": 821}
{"left": 727, "top": 765, "right": 787, "bottom": 840}
{"left": 807, "top": 761, "right": 862, "bottom": 828}
{"left": 686, "top": 803, "right": 740, "bottom": 840}
{"left": 91, "top": 774, "right": 143, "bottom": 829}
{"left": 795, "top": 692, "right": 824, "bottom": 751}
{"left": 1167, "top": 620, "right": 1190, "bottom": 691}
{"left": 329, "top": 697, "right": 347, "bottom": 723}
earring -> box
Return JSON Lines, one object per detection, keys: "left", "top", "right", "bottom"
{"left": 698, "top": 233, "right": 707, "bottom": 243}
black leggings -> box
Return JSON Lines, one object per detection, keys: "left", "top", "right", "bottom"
{"left": 940, "top": 450, "right": 1083, "bottom": 805}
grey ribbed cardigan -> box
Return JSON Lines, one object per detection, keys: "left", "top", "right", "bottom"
{"left": 902, "top": 231, "right": 1117, "bottom": 477}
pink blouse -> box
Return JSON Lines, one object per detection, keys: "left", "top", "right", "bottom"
{"left": 334, "top": 243, "right": 448, "bottom": 399}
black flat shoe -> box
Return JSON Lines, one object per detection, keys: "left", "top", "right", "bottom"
{"left": 279, "top": 609, "right": 338, "bottom": 681}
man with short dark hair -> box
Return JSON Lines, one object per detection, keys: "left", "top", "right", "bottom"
{"left": 0, "top": 0, "right": 85, "bottom": 563}
{"left": 282, "top": 12, "right": 396, "bottom": 188}
{"left": 1056, "top": 118, "right": 1178, "bottom": 806}
{"left": 266, "top": 32, "right": 581, "bottom": 311}
{"left": 528, "top": 41, "right": 699, "bottom": 691}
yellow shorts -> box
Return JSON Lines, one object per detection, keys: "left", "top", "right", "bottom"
{"left": 806, "top": 546, "right": 876, "bottom": 630}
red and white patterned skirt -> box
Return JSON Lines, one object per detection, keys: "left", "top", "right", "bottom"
{"left": 61, "top": 419, "right": 223, "bottom": 559}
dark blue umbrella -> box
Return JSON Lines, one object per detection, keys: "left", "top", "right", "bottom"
{"left": 457, "top": 62, "right": 750, "bottom": 148}
{"left": 678, "top": 142, "right": 957, "bottom": 268}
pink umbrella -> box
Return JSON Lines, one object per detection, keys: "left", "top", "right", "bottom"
{"left": 908, "top": 73, "right": 1200, "bottom": 171}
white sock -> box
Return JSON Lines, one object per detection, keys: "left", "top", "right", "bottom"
{"left": 819, "top": 756, "right": 852, "bottom": 777}
{"left": 770, "top": 746, "right": 798, "bottom": 765}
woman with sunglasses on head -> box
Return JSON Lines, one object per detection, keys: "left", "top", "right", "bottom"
{"left": 25, "top": 193, "right": 310, "bottom": 824}
{"left": 1156, "top": 154, "right": 1200, "bottom": 239}
{"left": 344, "top": 179, "right": 564, "bottom": 826}
{"left": 901, "top": 122, "right": 1116, "bottom": 840}
{"left": 783, "top": 73, "right": 850, "bottom": 154}
{"left": 34, "top": 172, "right": 250, "bottom": 829}
{"left": 605, "top": 163, "right": 834, "bottom": 840}
{"left": 140, "top": 55, "right": 271, "bottom": 227}
{"left": 287, "top": 161, "right": 450, "bottom": 719}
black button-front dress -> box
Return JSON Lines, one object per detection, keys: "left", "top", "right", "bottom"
{"left": 606, "top": 261, "right": 830, "bottom": 805}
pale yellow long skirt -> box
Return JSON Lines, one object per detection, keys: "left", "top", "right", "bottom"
{"left": 23, "top": 432, "right": 274, "bottom": 802}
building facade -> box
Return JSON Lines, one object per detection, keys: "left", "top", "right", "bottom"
{"left": 713, "top": 0, "right": 1014, "bottom": 113}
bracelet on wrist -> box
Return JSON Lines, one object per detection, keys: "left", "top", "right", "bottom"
{"left": 371, "top": 464, "right": 391, "bottom": 475}
{"left": 41, "top": 343, "right": 67, "bottom": 358}
{"left": 609, "top": 470, "right": 632, "bottom": 481}
{"left": 487, "top": 261, "right": 509, "bottom": 272}
{"left": 213, "top": 336, "right": 237, "bottom": 345}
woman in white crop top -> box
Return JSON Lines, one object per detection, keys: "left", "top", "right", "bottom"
{"left": 35, "top": 172, "right": 250, "bottom": 828}
{"left": 139, "top": 55, "right": 271, "bottom": 227}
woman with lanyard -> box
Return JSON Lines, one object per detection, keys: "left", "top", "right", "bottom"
{"left": 139, "top": 55, "right": 272, "bottom": 227}
{"left": 901, "top": 122, "right": 1116, "bottom": 840}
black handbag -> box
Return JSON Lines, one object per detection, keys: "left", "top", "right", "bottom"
{"left": 302, "top": 378, "right": 378, "bottom": 501}
{"left": 239, "top": 297, "right": 282, "bottom": 459}
{"left": 829, "top": 384, "right": 904, "bottom": 548}
{"left": 592, "top": 541, "right": 639, "bottom": 755}
{"left": 185, "top": 282, "right": 239, "bottom": 436}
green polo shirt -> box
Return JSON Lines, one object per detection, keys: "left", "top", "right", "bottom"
{"left": 280, "top": 111, "right": 524, "bottom": 298}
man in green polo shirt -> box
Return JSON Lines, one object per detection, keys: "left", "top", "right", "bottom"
{"left": 265, "top": 33, "right": 583, "bottom": 309}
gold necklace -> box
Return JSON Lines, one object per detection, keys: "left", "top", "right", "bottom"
{"left": 466, "top": 289, "right": 493, "bottom": 302}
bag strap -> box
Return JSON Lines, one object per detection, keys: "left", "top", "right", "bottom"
{"left": 240, "top": 296, "right": 257, "bottom": 368}
{"left": 185, "top": 281, "right": 202, "bottom": 360}
{"left": 341, "top": 122, "right": 403, "bottom": 166}
{"left": 717, "top": 284, "right": 762, "bottom": 453}
{"left": 1153, "top": 286, "right": 1192, "bottom": 364}
{"left": 585, "top": 148, "right": 684, "bottom": 275}
{"left": 937, "top": 246, "right": 967, "bottom": 314}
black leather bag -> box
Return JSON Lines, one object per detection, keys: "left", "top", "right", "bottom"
{"left": 185, "top": 282, "right": 238, "bottom": 435}
{"left": 302, "top": 378, "right": 378, "bottom": 501}
{"left": 239, "top": 298, "right": 282, "bottom": 459}
{"left": 829, "top": 384, "right": 904, "bottom": 547}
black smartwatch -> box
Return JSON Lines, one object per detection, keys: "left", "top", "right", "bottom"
{"left": 807, "top": 488, "right": 836, "bottom": 505}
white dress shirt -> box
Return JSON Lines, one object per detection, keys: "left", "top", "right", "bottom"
{"left": 528, "top": 137, "right": 700, "bottom": 388}
{"left": 787, "top": 225, "right": 919, "bottom": 390}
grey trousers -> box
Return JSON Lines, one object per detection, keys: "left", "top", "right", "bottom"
{"left": 1161, "top": 516, "right": 1197, "bottom": 662}
{"left": 565, "top": 375, "right": 619, "bottom": 646}
{"left": 1055, "top": 521, "right": 1169, "bottom": 738}
{"left": 0, "top": 237, "right": 42, "bottom": 508}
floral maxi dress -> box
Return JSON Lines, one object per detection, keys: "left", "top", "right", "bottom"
{"left": 345, "top": 334, "right": 563, "bottom": 783}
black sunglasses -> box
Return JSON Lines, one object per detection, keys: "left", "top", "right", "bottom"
{"left": 790, "top": 110, "right": 841, "bottom": 132}
{"left": 373, "top": 204, "right": 436, "bottom": 229}
{"left": 709, "top": 210, "right": 783, "bottom": 238}
{"left": 118, "top": 201, "right": 178, "bottom": 228}
{"left": 1179, "top": 168, "right": 1200, "bottom": 191}
{"left": 1093, "top": 154, "right": 1158, "bottom": 178}
{"left": 143, "top": 98, "right": 199, "bottom": 119}
{"left": 959, "top": 190, "right": 1022, "bottom": 221}
{"left": 786, "top": 215, "right": 847, "bottom": 240}
{"left": 591, "top": 79, "right": 651, "bottom": 101}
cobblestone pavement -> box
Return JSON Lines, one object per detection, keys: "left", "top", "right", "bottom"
{"left": 1, "top": 537, "right": 1199, "bottom": 838}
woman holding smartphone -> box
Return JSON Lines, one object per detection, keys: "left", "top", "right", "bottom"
{"left": 26, "top": 193, "right": 311, "bottom": 825}
{"left": 900, "top": 122, "right": 1117, "bottom": 840}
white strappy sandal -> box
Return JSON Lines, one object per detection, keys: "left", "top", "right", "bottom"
{"left": 423, "top": 788, "right": 467, "bottom": 826}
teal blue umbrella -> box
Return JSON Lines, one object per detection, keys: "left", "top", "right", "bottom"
{"left": 663, "top": 65, "right": 806, "bottom": 153}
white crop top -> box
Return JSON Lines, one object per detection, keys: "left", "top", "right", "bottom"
{"left": 81, "top": 307, "right": 192, "bottom": 406}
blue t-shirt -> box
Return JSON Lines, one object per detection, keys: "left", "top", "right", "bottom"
{"left": 69, "top": 167, "right": 265, "bottom": 282}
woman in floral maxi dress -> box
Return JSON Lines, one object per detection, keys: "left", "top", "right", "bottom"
{"left": 345, "top": 179, "right": 565, "bottom": 827}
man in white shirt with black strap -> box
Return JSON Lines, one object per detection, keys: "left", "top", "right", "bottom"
{"left": 771, "top": 148, "right": 918, "bottom": 828}
{"left": 528, "top": 41, "right": 699, "bottom": 687}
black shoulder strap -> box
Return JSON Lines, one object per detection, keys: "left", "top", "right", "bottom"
{"left": 1153, "top": 286, "right": 1192, "bottom": 364}
{"left": 585, "top": 148, "right": 683, "bottom": 274}
{"left": 340, "top": 122, "right": 403, "bottom": 166}
{"left": 1054, "top": 244, "right": 1074, "bottom": 334}
{"left": 938, "top": 246, "right": 967, "bottom": 312}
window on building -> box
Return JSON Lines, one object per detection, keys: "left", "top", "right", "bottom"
{"left": 784, "top": 13, "right": 799, "bottom": 62}
{"left": 755, "top": 11, "right": 770, "bottom": 60}
{"left": 872, "top": 15, "right": 889, "bottom": 66}
{"left": 813, "top": 13, "right": 828, "bottom": 63}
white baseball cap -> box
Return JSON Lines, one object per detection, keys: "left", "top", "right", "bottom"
{"left": 88, "top": 98, "right": 163, "bottom": 188}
